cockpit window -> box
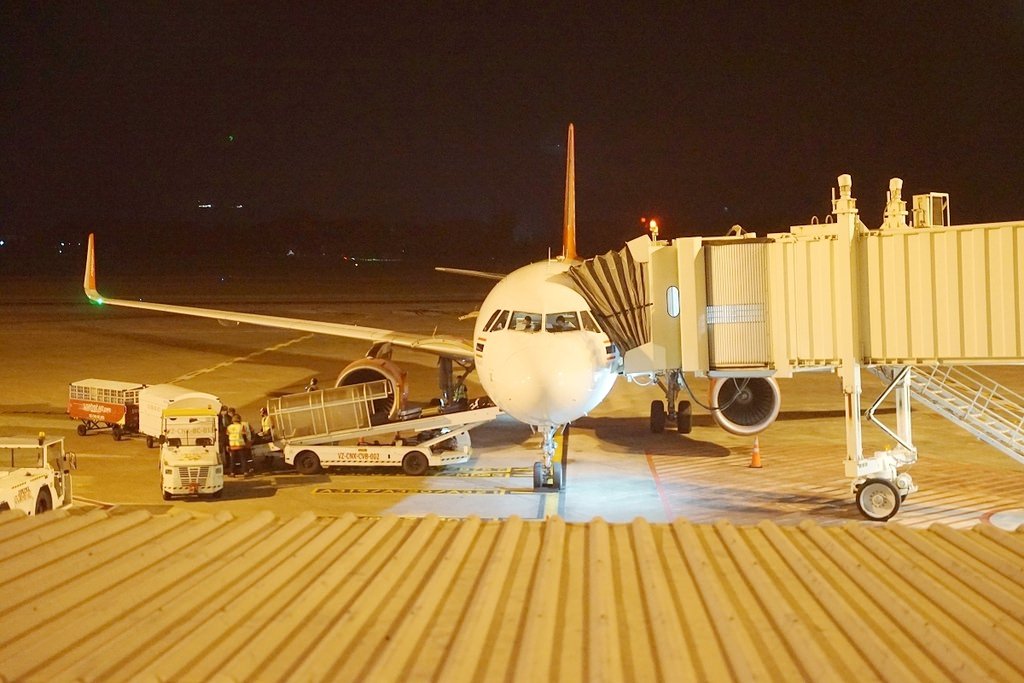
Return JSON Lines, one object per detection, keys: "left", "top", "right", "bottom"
{"left": 545, "top": 311, "right": 580, "bottom": 332}
{"left": 511, "top": 311, "right": 541, "bottom": 332}
{"left": 482, "top": 309, "right": 502, "bottom": 331}
{"left": 487, "top": 309, "right": 510, "bottom": 332}
{"left": 579, "top": 310, "right": 601, "bottom": 333}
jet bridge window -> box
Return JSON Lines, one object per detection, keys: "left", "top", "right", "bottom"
{"left": 485, "top": 309, "right": 510, "bottom": 332}
{"left": 545, "top": 311, "right": 580, "bottom": 332}
{"left": 511, "top": 311, "right": 541, "bottom": 332}
{"left": 666, "top": 286, "right": 680, "bottom": 318}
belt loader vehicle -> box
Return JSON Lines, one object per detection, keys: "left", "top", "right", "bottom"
{"left": 159, "top": 397, "right": 224, "bottom": 500}
{"left": 267, "top": 381, "right": 500, "bottom": 475}
{"left": 0, "top": 435, "right": 75, "bottom": 515}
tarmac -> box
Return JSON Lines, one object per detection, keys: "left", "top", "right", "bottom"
{"left": 2, "top": 262, "right": 1023, "bottom": 527}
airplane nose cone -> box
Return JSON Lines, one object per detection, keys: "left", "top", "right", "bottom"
{"left": 487, "top": 344, "right": 604, "bottom": 425}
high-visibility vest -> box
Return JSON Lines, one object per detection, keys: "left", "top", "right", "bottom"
{"left": 227, "top": 423, "right": 246, "bottom": 448}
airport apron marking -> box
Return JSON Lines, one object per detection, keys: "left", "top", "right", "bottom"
{"left": 314, "top": 487, "right": 511, "bottom": 495}
{"left": 370, "top": 466, "right": 533, "bottom": 478}
{"left": 169, "top": 333, "right": 315, "bottom": 383}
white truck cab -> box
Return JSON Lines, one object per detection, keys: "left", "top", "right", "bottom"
{"left": 159, "top": 398, "right": 224, "bottom": 500}
{"left": 0, "top": 434, "right": 75, "bottom": 515}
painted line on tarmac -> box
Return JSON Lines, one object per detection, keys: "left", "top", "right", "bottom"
{"left": 369, "top": 467, "right": 533, "bottom": 478}
{"left": 313, "top": 487, "right": 512, "bottom": 495}
{"left": 169, "top": 333, "right": 315, "bottom": 383}
{"left": 73, "top": 495, "right": 115, "bottom": 508}
{"left": 645, "top": 451, "right": 675, "bottom": 521}
{"left": 542, "top": 490, "right": 561, "bottom": 519}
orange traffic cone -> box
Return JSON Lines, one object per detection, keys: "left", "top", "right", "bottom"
{"left": 749, "top": 437, "right": 762, "bottom": 468}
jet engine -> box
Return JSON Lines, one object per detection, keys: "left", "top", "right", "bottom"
{"left": 709, "top": 376, "right": 781, "bottom": 436}
{"left": 335, "top": 358, "right": 409, "bottom": 419}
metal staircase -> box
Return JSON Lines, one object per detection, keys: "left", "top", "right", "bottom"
{"left": 870, "top": 365, "right": 1024, "bottom": 467}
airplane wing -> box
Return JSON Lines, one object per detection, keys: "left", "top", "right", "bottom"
{"left": 434, "top": 266, "right": 506, "bottom": 280}
{"left": 83, "top": 234, "right": 475, "bottom": 361}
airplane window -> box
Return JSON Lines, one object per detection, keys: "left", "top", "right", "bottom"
{"left": 511, "top": 311, "right": 541, "bottom": 332}
{"left": 488, "top": 310, "right": 510, "bottom": 332}
{"left": 482, "top": 309, "right": 502, "bottom": 331}
{"left": 579, "top": 310, "right": 602, "bottom": 333}
{"left": 667, "top": 286, "right": 680, "bottom": 318}
{"left": 545, "top": 311, "right": 580, "bottom": 332}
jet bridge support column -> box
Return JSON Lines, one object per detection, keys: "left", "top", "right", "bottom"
{"left": 833, "top": 176, "right": 918, "bottom": 520}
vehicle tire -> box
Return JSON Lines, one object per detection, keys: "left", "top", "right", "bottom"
{"left": 212, "top": 489, "right": 223, "bottom": 499}
{"left": 533, "top": 462, "right": 544, "bottom": 489}
{"left": 34, "top": 487, "right": 53, "bottom": 515}
{"left": 294, "top": 450, "right": 322, "bottom": 475}
{"left": 676, "top": 401, "right": 692, "bottom": 434}
{"left": 112, "top": 425, "right": 123, "bottom": 441}
{"left": 552, "top": 462, "right": 564, "bottom": 490}
{"left": 855, "top": 479, "right": 901, "bottom": 521}
{"left": 650, "top": 400, "right": 666, "bottom": 433}
{"left": 402, "top": 450, "right": 429, "bottom": 476}
{"left": 146, "top": 436, "right": 155, "bottom": 449}
{"left": 76, "top": 424, "right": 88, "bottom": 437}
{"left": 162, "top": 490, "right": 172, "bottom": 501}
{"left": 0, "top": 502, "right": 10, "bottom": 512}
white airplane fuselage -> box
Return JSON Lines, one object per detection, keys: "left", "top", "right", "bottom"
{"left": 473, "top": 259, "right": 619, "bottom": 426}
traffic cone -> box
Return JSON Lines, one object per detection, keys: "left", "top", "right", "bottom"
{"left": 749, "top": 437, "right": 762, "bottom": 468}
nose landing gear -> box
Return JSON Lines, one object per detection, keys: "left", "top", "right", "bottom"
{"left": 533, "top": 425, "right": 567, "bottom": 491}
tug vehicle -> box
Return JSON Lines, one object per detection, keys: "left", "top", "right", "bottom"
{"left": 0, "top": 434, "right": 75, "bottom": 514}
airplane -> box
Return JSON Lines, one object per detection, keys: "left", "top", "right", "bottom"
{"left": 83, "top": 124, "right": 782, "bottom": 490}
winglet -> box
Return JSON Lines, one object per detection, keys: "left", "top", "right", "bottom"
{"left": 84, "top": 233, "right": 103, "bottom": 303}
{"left": 562, "top": 123, "right": 578, "bottom": 261}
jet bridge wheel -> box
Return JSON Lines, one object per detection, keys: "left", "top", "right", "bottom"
{"left": 650, "top": 401, "right": 666, "bottom": 433}
{"left": 855, "top": 478, "right": 901, "bottom": 521}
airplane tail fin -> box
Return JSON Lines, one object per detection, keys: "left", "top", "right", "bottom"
{"left": 562, "top": 123, "right": 578, "bottom": 261}
{"left": 84, "top": 233, "right": 102, "bottom": 303}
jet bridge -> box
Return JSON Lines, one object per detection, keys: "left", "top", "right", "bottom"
{"left": 574, "top": 175, "right": 1024, "bottom": 520}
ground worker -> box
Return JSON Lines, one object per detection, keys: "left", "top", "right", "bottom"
{"left": 254, "top": 407, "right": 272, "bottom": 444}
{"left": 218, "top": 405, "right": 231, "bottom": 464}
{"left": 305, "top": 377, "right": 319, "bottom": 392}
{"left": 226, "top": 414, "right": 249, "bottom": 477}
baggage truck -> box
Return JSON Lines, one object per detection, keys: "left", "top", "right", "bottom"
{"left": 159, "top": 397, "right": 224, "bottom": 500}
{"left": 140, "top": 384, "right": 221, "bottom": 448}
{"left": 67, "top": 378, "right": 144, "bottom": 440}
{"left": 0, "top": 434, "right": 75, "bottom": 514}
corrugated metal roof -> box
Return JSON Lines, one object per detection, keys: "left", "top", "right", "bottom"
{"left": 2, "top": 509, "right": 1023, "bottom": 682}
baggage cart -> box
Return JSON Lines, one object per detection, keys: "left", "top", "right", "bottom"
{"left": 67, "top": 378, "right": 144, "bottom": 440}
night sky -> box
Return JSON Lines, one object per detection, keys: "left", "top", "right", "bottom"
{"left": 3, "top": 3, "right": 1024, "bottom": 254}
